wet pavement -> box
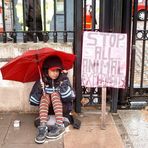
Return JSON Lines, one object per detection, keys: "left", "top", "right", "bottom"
{"left": 0, "top": 107, "right": 148, "bottom": 148}
{"left": 0, "top": 113, "right": 63, "bottom": 148}
{"left": 117, "top": 109, "right": 148, "bottom": 148}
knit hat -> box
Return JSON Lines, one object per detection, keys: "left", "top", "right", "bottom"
{"left": 43, "top": 56, "right": 63, "bottom": 72}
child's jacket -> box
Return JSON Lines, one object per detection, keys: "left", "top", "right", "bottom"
{"left": 29, "top": 73, "right": 75, "bottom": 114}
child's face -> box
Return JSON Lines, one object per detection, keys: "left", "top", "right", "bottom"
{"left": 48, "top": 69, "right": 60, "bottom": 80}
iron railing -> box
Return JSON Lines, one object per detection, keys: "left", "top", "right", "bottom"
{"left": 0, "top": 0, "right": 74, "bottom": 43}
{"left": 129, "top": 0, "right": 148, "bottom": 101}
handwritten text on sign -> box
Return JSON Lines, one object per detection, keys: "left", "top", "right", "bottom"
{"left": 81, "top": 32, "right": 127, "bottom": 88}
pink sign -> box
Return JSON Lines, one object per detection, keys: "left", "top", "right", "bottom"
{"left": 81, "top": 31, "right": 127, "bottom": 88}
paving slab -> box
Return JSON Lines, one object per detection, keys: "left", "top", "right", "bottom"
{"left": 0, "top": 127, "right": 8, "bottom": 145}
{"left": 118, "top": 110, "right": 148, "bottom": 148}
{"left": 1, "top": 143, "right": 63, "bottom": 148}
{"left": 64, "top": 113, "right": 124, "bottom": 148}
{"left": 0, "top": 113, "right": 63, "bottom": 148}
{"left": 0, "top": 113, "right": 14, "bottom": 145}
{"left": 0, "top": 113, "right": 13, "bottom": 127}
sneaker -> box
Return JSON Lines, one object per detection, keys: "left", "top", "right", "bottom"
{"left": 35, "top": 125, "right": 48, "bottom": 144}
{"left": 46, "top": 124, "right": 65, "bottom": 139}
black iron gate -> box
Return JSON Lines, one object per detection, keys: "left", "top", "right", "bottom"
{"left": 74, "top": 0, "right": 132, "bottom": 113}
{"left": 129, "top": 0, "right": 148, "bottom": 102}
{"left": 74, "top": 0, "right": 148, "bottom": 113}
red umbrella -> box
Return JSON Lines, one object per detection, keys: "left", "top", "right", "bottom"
{"left": 0, "top": 47, "right": 76, "bottom": 83}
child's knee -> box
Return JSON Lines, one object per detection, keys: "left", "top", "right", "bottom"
{"left": 41, "top": 94, "right": 50, "bottom": 101}
{"left": 51, "top": 92, "right": 60, "bottom": 99}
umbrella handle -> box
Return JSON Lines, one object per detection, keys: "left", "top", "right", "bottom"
{"left": 37, "top": 65, "right": 46, "bottom": 96}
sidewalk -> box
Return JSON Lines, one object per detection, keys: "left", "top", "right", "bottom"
{"left": 0, "top": 111, "right": 124, "bottom": 148}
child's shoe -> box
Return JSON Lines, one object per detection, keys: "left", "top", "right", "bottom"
{"left": 35, "top": 125, "right": 48, "bottom": 144}
{"left": 46, "top": 124, "right": 65, "bottom": 139}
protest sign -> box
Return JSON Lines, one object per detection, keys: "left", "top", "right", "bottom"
{"left": 81, "top": 31, "right": 127, "bottom": 88}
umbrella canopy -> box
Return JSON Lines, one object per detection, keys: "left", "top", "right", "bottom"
{"left": 0, "top": 47, "right": 76, "bottom": 83}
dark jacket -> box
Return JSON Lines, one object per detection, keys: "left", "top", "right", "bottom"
{"left": 25, "top": 0, "right": 42, "bottom": 26}
{"left": 29, "top": 73, "right": 75, "bottom": 115}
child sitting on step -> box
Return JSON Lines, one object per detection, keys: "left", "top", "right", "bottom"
{"left": 29, "top": 56, "right": 75, "bottom": 144}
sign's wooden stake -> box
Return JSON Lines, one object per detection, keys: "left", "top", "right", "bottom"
{"left": 100, "top": 87, "right": 106, "bottom": 130}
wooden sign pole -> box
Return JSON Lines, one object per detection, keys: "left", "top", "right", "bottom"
{"left": 100, "top": 87, "right": 107, "bottom": 130}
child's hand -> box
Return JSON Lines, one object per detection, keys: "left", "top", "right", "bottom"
{"left": 40, "top": 81, "right": 45, "bottom": 89}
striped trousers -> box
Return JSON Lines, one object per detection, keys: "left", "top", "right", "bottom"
{"left": 39, "top": 92, "right": 63, "bottom": 126}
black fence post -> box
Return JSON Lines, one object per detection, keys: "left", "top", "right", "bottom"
{"left": 2, "top": 0, "right": 6, "bottom": 43}
{"left": 110, "top": 0, "right": 123, "bottom": 113}
{"left": 119, "top": 0, "right": 132, "bottom": 107}
{"left": 99, "top": 0, "right": 112, "bottom": 32}
{"left": 73, "top": 0, "right": 83, "bottom": 113}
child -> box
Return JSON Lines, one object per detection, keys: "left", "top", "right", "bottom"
{"left": 29, "top": 56, "right": 75, "bottom": 144}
